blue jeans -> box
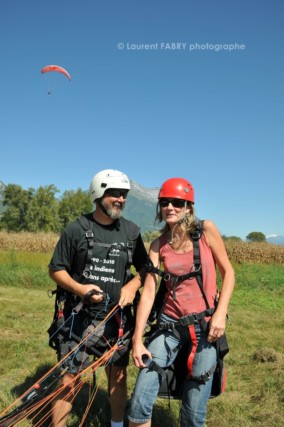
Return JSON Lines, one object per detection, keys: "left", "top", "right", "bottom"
{"left": 128, "top": 314, "right": 217, "bottom": 427}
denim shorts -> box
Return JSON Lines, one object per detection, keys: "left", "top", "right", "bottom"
{"left": 128, "top": 313, "right": 217, "bottom": 427}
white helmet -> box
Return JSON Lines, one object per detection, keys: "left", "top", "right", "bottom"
{"left": 89, "top": 169, "right": 131, "bottom": 203}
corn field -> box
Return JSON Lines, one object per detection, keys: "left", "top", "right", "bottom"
{"left": 0, "top": 231, "right": 59, "bottom": 253}
{"left": 224, "top": 240, "right": 284, "bottom": 263}
{"left": 0, "top": 231, "right": 284, "bottom": 264}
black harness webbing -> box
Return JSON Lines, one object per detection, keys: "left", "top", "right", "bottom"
{"left": 49, "top": 215, "right": 140, "bottom": 349}
{"left": 145, "top": 220, "right": 208, "bottom": 307}
{"left": 158, "top": 307, "right": 215, "bottom": 331}
{"left": 142, "top": 355, "right": 167, "bottom": 382}
{"left": 77, "top": 214, "right": 137, "bottom": 284}
{"left": 145, "top": 259, "right": 202, "bottom": 298}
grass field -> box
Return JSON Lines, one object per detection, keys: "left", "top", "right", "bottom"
{"left": 0, "top": 243, "right": 284, "bottom": 426}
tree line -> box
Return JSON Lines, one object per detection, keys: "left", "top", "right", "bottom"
{"left": 0, "top": 184, "right": 267, "bottom": 243}
{"left": 0, "top": 184, "right": 92, "bottom": 233}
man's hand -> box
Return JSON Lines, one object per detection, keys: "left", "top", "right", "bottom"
{"left": 118, "top": 282, "right": 137, "bottom": 308}
{"left": 49, "top": 270, "right": 104, "bottom": 304}
{"left": 80, "top": 284, "right": 104, "bottom": 304}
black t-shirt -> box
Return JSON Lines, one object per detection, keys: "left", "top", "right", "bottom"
{"left": 49, "top": 215, "right": 147, "bottom": 317}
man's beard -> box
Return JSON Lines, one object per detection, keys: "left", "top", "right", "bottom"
{"left": 101, "top": 199, "right": 125, "bottom": 220}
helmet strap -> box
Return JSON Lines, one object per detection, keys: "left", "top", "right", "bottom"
{"left": 96, "top": 198, "right": 121, "bottom": 230}
{"left": 96, "top": 198, "right": 109, "bottom": 217}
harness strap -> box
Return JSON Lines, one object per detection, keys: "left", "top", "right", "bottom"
{"left": 145, "top": 221, "right": 205, "bottom": 304}
{"left": 78, "top": 215, "right": 137, "bottom": 284}
{"left": 191, "top": 221, "right": 211, "bottom": 310}
{"left": 125, "top": 240, "right": 134, "bottom": 283}
{"left": 142, "top": 355, "right": 167, "bottom": 381}
{"left": 187, "top": 325, "right": 197, "bottom": 377}
{"left": 186, "top": 319, "right": 218, "bottom": 385}
{"left": 190, "top": 363, "right": 217, "bottom": 385}
{"left": 145, "top": 259, "right": 201, "bottom": 283}
{"left": 77, "top": 215, "right": 113, "bottom": 279}
{"left": 157, "top": 306, "right": 217, "bottom": 386}
{"left": 115, "top": 310, "right": 125, "bottom": 338}
{"left": 83, "top": 229, "right": 95, "bottom": 278}
{"left": 158, "top": 307, "right": 215, "bottom": 331}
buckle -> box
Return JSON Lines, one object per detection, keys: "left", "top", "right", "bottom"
{"left": 180, "top": 313, "right": 197, "bottom": 326}
{"left": 145, "top": 259, "right": 154, "bottom": 272}
{"left": 199, "top": 370, "right": 212, "bottom": 384}
{"left": 192, "top": 370, "right": 212, "bottom": 384}
{"left": 117, "top": 330, "right": 130, "bottom": 348}
{"left": 192, "top": 264, "right": 201, "bottom": 273}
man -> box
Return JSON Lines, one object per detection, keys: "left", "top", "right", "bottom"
{"left": 48, "top": 169, "right": 147, "bottom": 427}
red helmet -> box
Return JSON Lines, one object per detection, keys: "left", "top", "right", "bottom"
{"left": 158, "top": 178, "right": 194, "bottom": 203}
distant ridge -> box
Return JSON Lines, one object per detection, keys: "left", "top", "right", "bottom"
{"left": 266, "top": 235, "right": 284, "bottom": 246}
{"left": 129, "top": 180, "right": 159, "bottom": 202}
{"left": 123, "top": 180, "right": 159, "bottom": 232}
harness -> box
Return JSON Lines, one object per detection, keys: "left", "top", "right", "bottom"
{"left": 79, "top": 213, "right": 138, "bottom": 285}
{"left": 48, "top": 214, "right": 140, "bottom": 353}
{"left": 144, "top": 220, "right": 229, "bottom": 399}
{"left": 146, "top": 220, "right": 211, "bottom": 328}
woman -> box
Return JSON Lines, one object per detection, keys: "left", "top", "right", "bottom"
{"left": 128, "top": 177, "right": 235, "bottom": 427}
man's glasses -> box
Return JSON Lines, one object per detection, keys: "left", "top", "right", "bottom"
{"left": 105, "top": 188, "right": 128, "bottom": 199}
{"left": 159, "top": 199, "right": 187, "bottom": 208}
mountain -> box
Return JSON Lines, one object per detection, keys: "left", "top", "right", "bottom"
{"left": 123, "top": 180, "right": 159, "bottom": 233}
{"left": 266, "top": 235, "right": 284, "bottom": 246}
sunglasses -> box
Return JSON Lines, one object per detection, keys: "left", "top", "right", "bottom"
{"left": 159, "top": 199, "right": 187, "bottom": 208}
{"left": 105, "top": 188, "right": 128, "bottom": 199}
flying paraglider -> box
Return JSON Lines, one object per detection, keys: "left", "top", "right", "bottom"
{"left": 41, "top": 65, "right": 71, "bottom": 94}
{"left": 41, "top": 65, "right": 71, "bottom": 80}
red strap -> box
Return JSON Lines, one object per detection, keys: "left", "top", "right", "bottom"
{"left": 187, "top": 324, "right": 197, "bottom": 376}
{"left": 115, "top": 311, "right": 124, "bottom": 338}
{"left": 222, "top": 367, "right": 227, "bottom": 392}
{"left": 115, "top": 311, "right": 120, "bottom": 323}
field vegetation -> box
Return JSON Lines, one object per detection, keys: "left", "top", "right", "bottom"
{"left": 0, "top": 233, "right": 283, "bottom": 426}
{"left": 1, "top": 230, "right": 284, "bottom": 264}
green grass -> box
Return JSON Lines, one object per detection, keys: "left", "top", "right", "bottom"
{"left": 0, "top": 253, "right": 284, "bottom": 426}
{"left": 0, "top": 249, "right": 52, "bottom": 288}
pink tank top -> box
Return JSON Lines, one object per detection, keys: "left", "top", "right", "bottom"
{"left": 159, "top": 232, "right": 217, "bottom": 319}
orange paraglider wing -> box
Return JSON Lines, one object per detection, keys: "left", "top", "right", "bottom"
{"left": 41, "top": 65, "right": 71, "bottom": 80}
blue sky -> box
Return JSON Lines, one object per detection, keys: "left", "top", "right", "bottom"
{"left": 1, "top": 0, "right": 283, "bottom": 240}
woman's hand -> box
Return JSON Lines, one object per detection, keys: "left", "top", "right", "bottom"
{"left": 207, "top": 311, "right": 226, "bottom": 343}
{"left": 132, "top": 339, "right": 152, "bottom": 368}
